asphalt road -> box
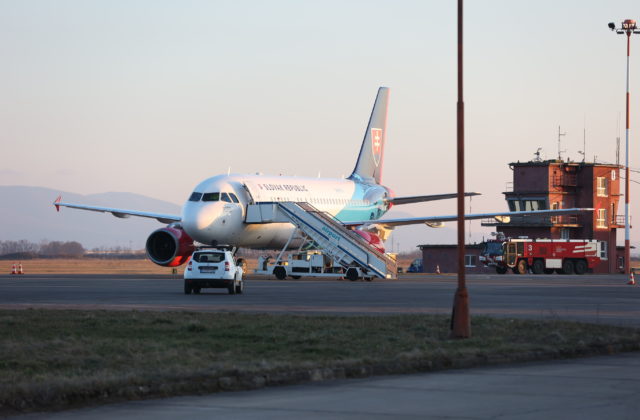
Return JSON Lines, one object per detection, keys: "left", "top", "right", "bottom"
{"left": 0, "top": 273, "right": 638, "bottom": 326}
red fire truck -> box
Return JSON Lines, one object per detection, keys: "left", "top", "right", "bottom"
{"left": 479, "top": 237, "right": 605, "bottom": 275}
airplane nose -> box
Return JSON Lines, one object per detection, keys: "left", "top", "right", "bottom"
{"left": 182, "top": 202, "right": 222, "bottom": 238}
{"left": 195, "top": 205, "right": 220, "bottom": 230}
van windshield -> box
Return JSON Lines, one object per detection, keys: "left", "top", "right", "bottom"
{"left": 193, "top": 252, "right": 225, "bottom": 263}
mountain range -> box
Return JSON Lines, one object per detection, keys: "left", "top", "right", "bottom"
{"left": 1, "top": 186, "right": 181, "bottom": 250}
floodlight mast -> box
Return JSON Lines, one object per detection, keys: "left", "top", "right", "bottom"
{"left": 608, "top": 19, "right": 640, "bottom": 276}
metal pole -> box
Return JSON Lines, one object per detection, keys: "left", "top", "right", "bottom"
{"left": 451, "top": 0, "right": 470, "bottom": 338}
{"left": 624, "top": 31, "right": 631, "bottom": 276}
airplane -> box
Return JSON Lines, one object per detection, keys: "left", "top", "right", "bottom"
{"left": 54, "top": 87, "right": 590, "bottom": 267}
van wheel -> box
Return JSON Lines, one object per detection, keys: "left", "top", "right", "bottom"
{"left": 193, "top": 287, "right": 201, "bottom": 294}
{"left": 562, "top": 259, "right": 574, "bottom": 275}
{"left": 574, "top": 259, "right": 587, "bottom": 275}
{"left": 516, "top": 259, "right": 528, "bottom": 274}
{"left": 544, "top": 269, "right": 554, "bottom": 274}
{"left": 236, "top": 258, "right": 247, "bottom": 273}
{"left": 184, "top": 281, "right": 192, "bottom": 295}
{"left": 274, "top": 266, "right": 286, "bottom": 280}
{"left": 496, "top": 266, "right": 508, "bottom": 275}
{"left": 228, "top": 283, "right": 236, "bottom": 295}
{"left": 532, "top": 259, "right": 545, "bottom": 275}
{"left": 235, "top": 280, "right": 244, "bottom": 294}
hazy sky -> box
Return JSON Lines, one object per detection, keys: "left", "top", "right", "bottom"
{"left": 2, "top": 0, "right": 640, "bottom": 249}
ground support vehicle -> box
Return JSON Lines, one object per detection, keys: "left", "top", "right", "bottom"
{"left": 255, "top": 250, "right": 373, "bottom": 281}
{"left": 247, "top": 202, "right": 397, "bottom": 281}
{"left": 480, "top": 238, "right": 604, "bottom": 275}
{"left": 184, "top": 248, "right": 244, "bottom": 294}
{"left": 255, "top": 243, "right": 395, "bottom": 281}
{"left": 407, "top": 258, "right": 423, "bottom": 273}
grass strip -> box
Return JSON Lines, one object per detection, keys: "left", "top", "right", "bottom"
{"left": 1, "top": 309, "right": 639, "bottom": 414}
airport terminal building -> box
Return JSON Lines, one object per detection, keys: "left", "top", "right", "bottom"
{"left": 420, "top": 159, "right": 626, "bottom": 274}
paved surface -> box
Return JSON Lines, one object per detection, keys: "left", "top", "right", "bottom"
{"left": 0, "top": 273, "right": 638, "bottom": 326}
{"left": 14, "top": 353, "right": 640, "bottom": 419}
{"left": 3, "top": 273, "right": 640, "bottom": 419}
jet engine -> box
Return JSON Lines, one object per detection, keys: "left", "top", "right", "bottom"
{"left": 146, "top": 224, "right": 195, "bottom": 267}
{"left": 353, "top": 229, "right": 385, "bottom": 253}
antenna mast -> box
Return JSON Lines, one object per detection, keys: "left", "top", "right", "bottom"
{"left": 534, "top": 147, "right": 543, "bottom": 162}
{"left": 557, "top": 125, "right": 567, "bottom": 160}
{"left": 616, "top": 113, "right": 621, "bottom": 166}
{"left": 582, "top": 115, "right": 586, "bottom": 163}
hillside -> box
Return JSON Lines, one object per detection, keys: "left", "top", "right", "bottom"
{"left": 0, "top": 186, "right": 181, "bottom": 249}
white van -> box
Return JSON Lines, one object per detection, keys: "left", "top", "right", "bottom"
{"left": 184, "top": 249, "right": 244, "bottom": 295}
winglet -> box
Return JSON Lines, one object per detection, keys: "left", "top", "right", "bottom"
{"left": 54, "top": 196, "right": 62, "bottom": 212}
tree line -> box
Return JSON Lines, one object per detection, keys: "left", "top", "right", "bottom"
{"left": 0, "top": 240, "right": 85, "bottom": 258}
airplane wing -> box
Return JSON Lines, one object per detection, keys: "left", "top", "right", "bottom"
{"left": 344, "top": 208, "right": 593, "bottom": 228}
{"left": 53, "top": 196, "right": 181, "bottom": 224}
{"left": 387, "top": 192, "right": 480, "bottom": 206}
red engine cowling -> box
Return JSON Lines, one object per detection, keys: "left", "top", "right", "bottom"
{"left": 146, "top": 225, "right": 195, "bottom": 267}
{"left": 353, "top": 230, "right": 385, "bottom": 254}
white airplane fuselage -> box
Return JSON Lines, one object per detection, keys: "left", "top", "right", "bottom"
{"left": 181, "top": 174, "right": 392, "bottom": 248}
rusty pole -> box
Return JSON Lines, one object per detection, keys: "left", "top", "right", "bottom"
{"left": 450, "top": 0, "right": 471, "bottom": 338}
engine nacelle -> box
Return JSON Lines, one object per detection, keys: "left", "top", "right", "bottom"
{"left": 146, "top": 225, "right": 195, "bottom": 267}
{"left": 353, "top": 229, "right": 385, "bottom": 254}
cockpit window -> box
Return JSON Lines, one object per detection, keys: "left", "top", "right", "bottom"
{"left": 221, "top": 193, "right": 232, "bottom": 203}
{"left": 229, "top": 193, "right": 239, "bottom": 203}
{"left": 202, "top": 192, "right": 220, "bottom": 202}
{"left": 189, "top": 192, "right": 203, "bottom": 202}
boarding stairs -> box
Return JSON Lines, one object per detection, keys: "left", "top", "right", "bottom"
{"left": 245, "top": 202, "right": 397, "bottom": 279}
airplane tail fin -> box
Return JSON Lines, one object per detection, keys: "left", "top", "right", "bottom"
{"left": 349, "top": 87, "right": 389, "bottom": 184}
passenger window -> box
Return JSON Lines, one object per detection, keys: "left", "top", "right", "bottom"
{"left": 221, "top": 193, "right": 232, "bottom": 203}
{"left": 189, "top": 192, "right": 203, "bottom": 202}
{"left": 229, "top": 193, "right": 239, "bottom": 203}
{"left": 202, "top": 193, "right": 220, "bottom": 202}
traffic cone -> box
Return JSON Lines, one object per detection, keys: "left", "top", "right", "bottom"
{"left": 17, "top": 262, "right": 24, "bottom": 275}
{"left": 628, "top": 271, "right": 636, "bottom": 285}
{"left": 11, "top": 264, "right": 17, "bottom": 275}
{"left": 436, "top": 265, "right": 441, "bottom": 274}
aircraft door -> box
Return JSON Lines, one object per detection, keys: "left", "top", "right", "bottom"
{"left": 241, "top": 183, "right": 256, "bottom": 205}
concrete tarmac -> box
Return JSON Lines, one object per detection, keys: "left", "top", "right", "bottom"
{"left": 0, "top": 273, "right": 638, "bottom": 326}
{"left": 14, "top": 353, "right": 640, "bottom": 420}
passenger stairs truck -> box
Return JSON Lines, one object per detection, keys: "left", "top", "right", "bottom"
{"left": 248, "top": 202, "right": 397, "bottom": 281}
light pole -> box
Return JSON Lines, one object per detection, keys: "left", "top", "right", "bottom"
{"left": 451, "top": 0, "right": 470, "bottom": 338}
{"left": 609, "top": 20, "right": 640, "bottom": 277}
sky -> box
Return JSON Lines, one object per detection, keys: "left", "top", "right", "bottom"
{"left": 2, "top": 0, "right": 640, "bottom": 251}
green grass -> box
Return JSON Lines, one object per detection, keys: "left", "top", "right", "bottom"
{"left": 1, "top": 310, "right": 639, "bottom": 414}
